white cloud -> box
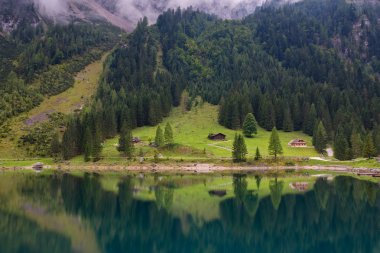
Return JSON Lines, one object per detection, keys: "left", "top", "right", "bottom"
{"left": 31, "top": 0, "right": 300, "bottom": 25}
{"left": 33, "top": 0, "right": 69, "bottom": 18}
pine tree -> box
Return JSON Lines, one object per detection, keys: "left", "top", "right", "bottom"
{"left": 232, "top": 134, "right": 248, "bottom": 162}
{"left": 155, "top": 126, "right": 164, "bottom": 147}
{"left": 118, "top": 123, "right": 134, "bottom": 159}
{"left": 373, "top": 125, "right": 380, "bottom": 155}
{"left": 118, "top": 127, "right": 127, "bottom": 153}
{"left": 124, "top": 128, "right": 134, "bottom": 159}
{"left": 282, "top": 106, "right": 293, "bottom": 132}
{"left": 350, "top": 132, "right": 363, "bottom": 158}
{"left": 363, "top": 133, "right": 376, "bottom": 159}
{"left": 334, "top": 129, "right": 349, "bottom": 160}
{"left": 314, "top": 121, "right": 328, "bottom": 153}
{"left": 164, "top": 122, "right": 174, "bottom": 145}
{"left": 254, "top": 147, "right": 262, "bottom": 161}
{"left": 268, "top": 127, "right": 283, "bottom": 159}
{"left": 229, "top": 103, "right": 241, "bottom": 130}
{"left": 50, "top": 131, "right": 61, "bottom": 158}
{"left": 83, "top": 127, "right": 92, "bottom": 162}
{"left": 243, "top": 113, "right": 258, "bottom": 137}
{"left": 304, "top": 104, "right": 317, "bottom": 136}
{"left": 92, "top": 127, "right": 102, "bottom": 162}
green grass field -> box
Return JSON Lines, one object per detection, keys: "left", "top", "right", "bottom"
{"left": 88, "top": 102, "right": 318, "bottom": 162}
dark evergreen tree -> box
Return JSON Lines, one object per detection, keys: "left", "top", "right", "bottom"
{"left": 282, "top": 105, "right": 293, "bottom": 132}
{"left": 334, "top": 128, "right": 350, "bottom": 161}
{"left": 304, "top": 104, "right": 317, "bottom": 136}
{"left": 155, "top": 126, "right": 164, "bottom": 147}
{"left": 314, "top": 121, "right": 328, "bottom": 153}
{"left": 350, "top": 132, "right": 363, "bottom": 158}
{"left": 92, "top": 127, "right": 102, "bottom": 162}
{"left": 83, "top": 127, "right": 92, "bottom": 162}
{"left": 232, "top": 134, "right": 248, "bottom": 162}
{"left": 363, "top": 133, "right": 376, "bottom": 159}
{"left": 164, "top": 122, "right": 174, "bottom": 145}
{"left": 50, "top": 131, "right": 61, "bottom": 158}
{"left": 254, "top": 147, "right": 262, "bottom": 161}
{"left": 268, "top": 127, "right": 283, "bottom": 159}
{"left": 118, "top": 123, "right": 134, "bottom": 159}
{"left": 243, "top": 113, "right": 258, "bottom": 137}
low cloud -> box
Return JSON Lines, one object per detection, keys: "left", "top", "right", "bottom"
{"left": 33, "top": 0, "right": 69, "bottom": 18}
{"left": 30, "top": 0, "right": 299, "bottom": 25}
{"left": 116, "top": 0, "right": 270, "bottom": 23}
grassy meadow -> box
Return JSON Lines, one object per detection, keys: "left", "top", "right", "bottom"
{"left": 75, "top": 101, "right": 319, "bottom": 163}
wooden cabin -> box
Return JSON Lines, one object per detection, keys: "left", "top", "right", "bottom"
{"left": 32, "top": 162, "right": 44, "bottom": 171}
{"left": 208, "top": 133, "right": 226, "bottom": 141}
{"left": 288, "top": 139, "right": 307, "bottom": 147}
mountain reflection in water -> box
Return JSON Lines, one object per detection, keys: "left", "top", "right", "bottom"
{"left": 0, "top": 173, "right": 379, "bottom": 253}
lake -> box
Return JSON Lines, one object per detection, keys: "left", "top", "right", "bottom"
{"left": 0, "top": 171, "right": 379, "bottom": 253}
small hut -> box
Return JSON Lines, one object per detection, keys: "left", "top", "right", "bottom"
{"left": 32, "top": 162, "right": 44, "bottom": 171}
{"left": 208, "top": 133, "right": 226, "bottom": 141}
{"left": 288, "top": 139, "right": 307, "bottom": 147}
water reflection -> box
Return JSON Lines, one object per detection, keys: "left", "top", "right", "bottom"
{"left": 0, "top": 172, "right": 379, "bottom": 253}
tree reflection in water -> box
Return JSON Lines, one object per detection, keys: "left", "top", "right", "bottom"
{"left": 0, "top": 173, "right": 379, "bottom": 253}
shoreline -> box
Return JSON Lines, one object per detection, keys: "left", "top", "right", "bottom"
{"left": 1, "top": 163, "right": 379, "bottom": 175}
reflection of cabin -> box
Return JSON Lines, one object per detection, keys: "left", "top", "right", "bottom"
{"left": 288, "top": 139, "right": 307, "bottom": 147}
{"left": 290, "top": 182, "right": 308, "bottom": 191}
{"left": 132, "top": 137, "right": 141, "bottom": 143}
{"left": 32, "top": 162, "right": 44, "bottom": 171}
{"left": 208, "top": 190, "right": 227, "bottom": 197}
{"left": 208, "top": 133, "right": 226, "bottom": 141}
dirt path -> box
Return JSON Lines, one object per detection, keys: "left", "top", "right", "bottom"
{"left": 207, "top": 140, "right": 232, "bottom": 151}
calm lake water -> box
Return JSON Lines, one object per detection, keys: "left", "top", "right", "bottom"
{"left": 0, "top": 172, "right": 379, "bottom": 253}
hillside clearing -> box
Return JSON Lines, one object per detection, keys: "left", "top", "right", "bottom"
{"left": 0, "top": 52, "right": 109, "bottom": 159}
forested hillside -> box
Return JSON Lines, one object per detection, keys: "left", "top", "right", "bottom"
{"left": 44, "top": 0, "right": 380, "bottom": 160}
{"left": 0, "top": 22, "right": 119, "bottom": 124}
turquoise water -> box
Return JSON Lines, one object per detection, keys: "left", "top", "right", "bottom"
{"left": 0, "top": 172, "right": 379, "bottom": 253}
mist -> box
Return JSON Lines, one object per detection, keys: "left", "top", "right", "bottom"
{"left": 30, "top": 0, "right": 299, "bottom": 25}
{"left": 116, "top": 0, "right": 269, "bottom": 23}
{"left": 33, "top": 0, "right": 68, "bottom": 18}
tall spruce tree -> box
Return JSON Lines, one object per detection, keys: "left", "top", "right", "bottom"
{"left": 268, "top": 127, "right": 283, "bottom": 159}
{"left": 282, "top": 106, "right": 293, "bottom": 132}
{"left": 373, "top": 126, "right": 380, "bottom": 155}
{"left": 83, "top": 127, "right": 92, "bottom": 162}
{"left": 118, "top": 123, "right": 134, "bottom": 158}
{"left": 350, "top": 132, "right": 363, "bottom": 158}
{"left": 334, "top": 129, "right": 349, "bottom": 160}
{"left": 363, "top": 133, "right": 376, "bottom": 159}
{"left": 232, "top": 134, "right": 248, "bottom": 162}
{"left": 155, "top": 126, "right": 164, "bottom": 147}
{"left": 164, "top": 122, "right": 174, "bottom": 145}
{"left": 314, "top": 121, "right": 328, "bottom": 153}
{"left": 254, "top": 147, "right": 262, "bottom": 161}
{"left": 50, "top": 131, "right": 61, "bottom": 158}
{"left": 243, "top": 113, "right": 258, "bottom": 137}
{"left": 304, "top": 104, "right": 317, "bottom": 136}
{"left": 92, "top": 127, "right": 103, "bottom": 162}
